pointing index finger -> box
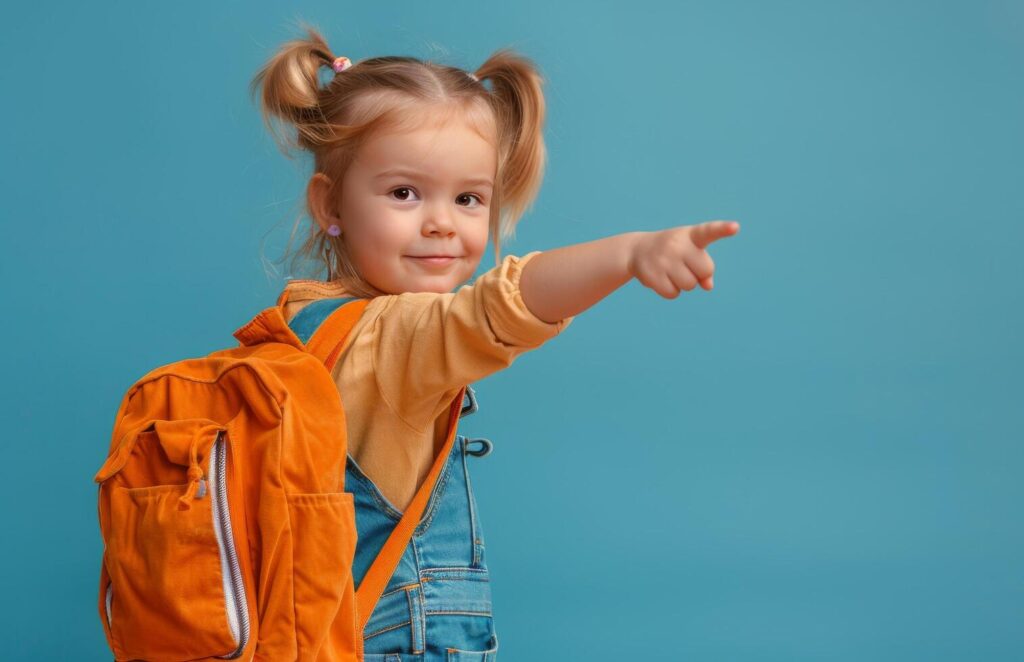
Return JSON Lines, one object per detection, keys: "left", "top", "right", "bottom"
{"left": 691, "top": 220, "right": 740, "bottom": 250}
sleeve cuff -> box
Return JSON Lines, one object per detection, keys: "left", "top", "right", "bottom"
{"left": 482, "top": 250, "right": 575, "bottom": 348}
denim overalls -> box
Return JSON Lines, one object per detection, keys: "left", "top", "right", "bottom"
{"left": 286, "top": 296, "right": 500, "bottom": 661}
{"left": 349, "top": 385, "right": 498, "bottom": 661}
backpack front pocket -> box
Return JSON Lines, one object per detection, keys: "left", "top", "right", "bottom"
{"left": 96, "top": 421, "right": 250, "bottom": 660}
{"left": 287, "top": 490, "right": 358, "bottom": 656}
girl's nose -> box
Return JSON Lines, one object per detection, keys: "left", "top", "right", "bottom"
{"left": 422, "top": 206, "right": 456, "bottom": 236}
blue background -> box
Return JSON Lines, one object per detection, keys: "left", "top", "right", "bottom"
{"left": 2, "top": 1, "right": 1022, "bottom": 659}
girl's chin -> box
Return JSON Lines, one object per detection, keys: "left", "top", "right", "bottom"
{"left": 372, "top": 262, "right": 478, "bottom": 294}
{"left": 390, "top": 276, "right": 463, "bottom": 294}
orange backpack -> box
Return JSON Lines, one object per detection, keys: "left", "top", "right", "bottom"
{"left": 94, "top": 291, "right": 470, "bottom": 661}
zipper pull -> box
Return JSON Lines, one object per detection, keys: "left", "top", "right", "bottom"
{"left": 178, "top": 466, "right": 206, "bottom": 510}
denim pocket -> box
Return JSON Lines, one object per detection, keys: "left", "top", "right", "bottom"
{"left": 446, "top": 633, "right": 499, "bottom": 661}
{"left": 363, "top": 581, "right": 426, "bottom": 655}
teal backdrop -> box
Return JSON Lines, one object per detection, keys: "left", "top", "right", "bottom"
{"left": 2, "top": 1, "right": 1022, "bottom": 659}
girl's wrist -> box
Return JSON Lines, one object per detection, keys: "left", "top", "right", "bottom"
{"left": 622, "top": 231, "right": 647, "bottom": 280}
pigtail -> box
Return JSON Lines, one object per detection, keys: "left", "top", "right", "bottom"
{"left": 248, "top": 22, "right": 338, "bottom": 157}
{"left": 476, "top": 50, "right": 548, "bottom": 263}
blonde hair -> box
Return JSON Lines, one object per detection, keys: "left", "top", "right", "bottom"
{"left": 250, "top": 23, "right": 548, "bottom": 297}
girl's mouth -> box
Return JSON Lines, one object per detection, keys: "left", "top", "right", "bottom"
{"left": 407, "top": 256, "right": 458, "bottom": 266}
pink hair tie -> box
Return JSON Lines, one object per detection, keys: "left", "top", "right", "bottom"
{"left": 331, "top": 56, "right": 352, "bottom": 73}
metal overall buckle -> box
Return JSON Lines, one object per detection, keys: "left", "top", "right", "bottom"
{"left": 459, "top": 386, "right": 493, "bottom": 457}
{"left": 459, "top": 384, "right": 479, "bottom": 418}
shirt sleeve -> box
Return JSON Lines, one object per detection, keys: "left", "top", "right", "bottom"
{"left": 370, "top": 250, "right": 574, "bottom": 432}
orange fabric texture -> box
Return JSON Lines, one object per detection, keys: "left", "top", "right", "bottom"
{"left": 95, "top": 302, "right": 367, "bottom": 661}
{"left": 280, "top": 251, "right": 575, "bottom": 513}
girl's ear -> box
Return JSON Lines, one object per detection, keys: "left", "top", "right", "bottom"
{"left": 307, "top": 173, "right": 342, "bottom": 232}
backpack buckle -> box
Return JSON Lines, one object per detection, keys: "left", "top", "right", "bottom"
{"left": 459, "top": 385, "right": 479, "bottom": 418}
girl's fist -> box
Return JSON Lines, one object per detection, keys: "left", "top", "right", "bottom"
{"left": 628, "top": 221, "right": 740, "bottom": 298}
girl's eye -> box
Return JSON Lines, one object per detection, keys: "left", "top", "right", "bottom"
{"left": 390, "top": 187, "right": 419, "bottom": 202}
{"left": 457, "top": 193, "right": 484, "bottom": 208}
{"left": 389, "top": 187, "right": 484, "bottom": 208}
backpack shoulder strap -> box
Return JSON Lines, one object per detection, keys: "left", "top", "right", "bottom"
{"left": 277, "top": 289, "right": 371, "bottom": 373}
{"left": 287, "top": 296, "right": 360, "bottom": 345}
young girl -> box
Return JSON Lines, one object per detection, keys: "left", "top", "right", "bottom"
{"left": 250, "top": 26, "right": 739, "bottom": 661}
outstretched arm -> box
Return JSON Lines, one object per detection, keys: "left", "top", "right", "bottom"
{"left": 519, "top": 221, "right": 741, "bottom": 323}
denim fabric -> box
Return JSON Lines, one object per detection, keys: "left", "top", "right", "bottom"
{"left": 346, "top": 393, "right": 499, "bottom": 661}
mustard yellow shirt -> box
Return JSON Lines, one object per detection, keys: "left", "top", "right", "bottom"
{"left": 281, "top": 251, "right": 574, "bottom": 512}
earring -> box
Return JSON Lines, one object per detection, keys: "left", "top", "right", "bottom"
{"left": 327, "top": 224, "right": 341, "bottom": 237}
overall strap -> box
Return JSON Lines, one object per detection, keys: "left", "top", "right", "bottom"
{"left": 280, "top": 290, "right": 370, "bottom": 373}
{"left": 354, "top": 385, "right": 467, "bottom": 633}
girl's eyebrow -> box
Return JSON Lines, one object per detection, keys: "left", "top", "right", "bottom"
{"left": 373, "top": 167, "right": 493, "bottom": 189}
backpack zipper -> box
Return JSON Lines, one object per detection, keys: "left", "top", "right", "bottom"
{"left": 210, "top": 430, "right": 250, "bottom": 659}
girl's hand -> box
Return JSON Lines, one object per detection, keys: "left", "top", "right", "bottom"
{"left": 628, "top": 221, "right": 740, "bottom": 298}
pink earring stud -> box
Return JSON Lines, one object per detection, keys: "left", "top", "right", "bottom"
{"left": 327, "top": 224, "right": 342, "bottom": 236}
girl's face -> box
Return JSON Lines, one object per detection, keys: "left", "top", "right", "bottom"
{"left": 312, "top": 114, "right": 497, "bottom": 295}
